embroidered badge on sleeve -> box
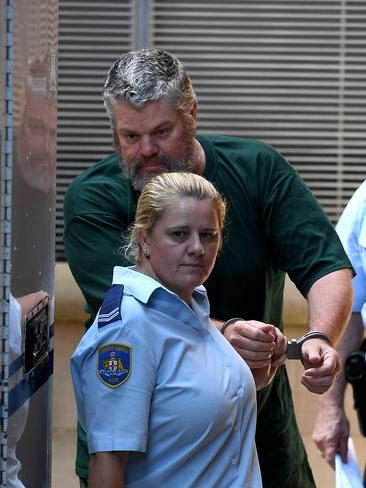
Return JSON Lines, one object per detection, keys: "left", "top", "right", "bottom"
{"left": 97, "top": 343, "right": 132, "bottom": 387}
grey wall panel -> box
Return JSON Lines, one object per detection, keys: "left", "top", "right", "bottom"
{"left": 151, "top": 0, "right": 366, "bottom": 221}
{"left": 56, "top": 0, "right": 366, "bottom": 259}
{"left": 56, "top": 0, "right": 134, "bottom": 258}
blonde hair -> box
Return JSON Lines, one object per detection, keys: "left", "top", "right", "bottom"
{"left": 125, "top": 172, "right": 226, "bottom": 264}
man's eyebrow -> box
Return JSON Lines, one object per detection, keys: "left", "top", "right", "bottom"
{"left": 118, "top": 119, "right": 172, "bottom": 133}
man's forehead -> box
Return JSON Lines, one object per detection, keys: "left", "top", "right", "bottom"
{"left": 113, "top": 99, "right": 178, "bottom": 116}
{"left": 113, "top": 100, "right": 181, "bottom": 131}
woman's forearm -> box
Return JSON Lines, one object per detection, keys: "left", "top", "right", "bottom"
{"left": 89, "top": 451, "right": 128, "bottom": 488}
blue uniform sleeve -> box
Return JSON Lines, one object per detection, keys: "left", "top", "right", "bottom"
{"left": 71, "top": 318, "right": 157, "bottom": 454}
{"left": 336, "top": 183, "right": 366, "bottom": 313}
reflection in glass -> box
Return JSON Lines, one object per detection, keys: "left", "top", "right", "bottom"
{"left": 11, "top": 53, "right": 57, "bottom": 297}
{"left": 7, "top": 0, "right": 58, "bottom": 486}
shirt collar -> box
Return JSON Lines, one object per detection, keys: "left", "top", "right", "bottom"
{"left": 112, "top": 266, "right": 207, "bottom": 305}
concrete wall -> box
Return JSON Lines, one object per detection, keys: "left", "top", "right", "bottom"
{"left": 55, "top": 262, "right": 308, "bottom": 328}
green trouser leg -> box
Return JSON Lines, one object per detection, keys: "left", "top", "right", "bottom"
{"left": 79, "top": 477, "right": 88, "bottom": 488}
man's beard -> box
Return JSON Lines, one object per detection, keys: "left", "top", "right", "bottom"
{"left": 117, "top": 131, "right": 198, "bottom": 192}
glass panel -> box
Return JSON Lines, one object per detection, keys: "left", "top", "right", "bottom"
{"left": 7, "top": 0, "right": 58, "bottom": 486}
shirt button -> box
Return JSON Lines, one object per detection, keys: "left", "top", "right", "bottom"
{"left": 223, "top": 359, "right": 230, "bottom": 367}
{"left": 237, "top": 388, "right": 244, "bottom": 398}
{"left": 232, "top": 456, "right": 239, "bottom": 465}
{"left": 233, "top": 424, "right": 239, "bottom": 431}
{"left": 203, "top": 334, "right": 210, "bottom": 341}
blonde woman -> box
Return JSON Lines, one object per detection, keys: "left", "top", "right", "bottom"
{"left": 71, "top": 172, "right": 286, "bottom": 488}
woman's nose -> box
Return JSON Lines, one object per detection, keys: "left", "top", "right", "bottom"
{"left": 188, "top": 235, "right": 204, "bottom": 255}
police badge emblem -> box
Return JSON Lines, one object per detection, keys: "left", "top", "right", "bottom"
{"left": 97, "top": 343, "right": 131, "bottom": 387}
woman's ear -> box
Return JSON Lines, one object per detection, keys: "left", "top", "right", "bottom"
{"left": 137, "top": 229, "right": 149, "bottom": 253}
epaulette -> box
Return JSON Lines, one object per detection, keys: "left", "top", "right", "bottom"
{"left": 98, "top": 284, "right": 124, "bottom": 328}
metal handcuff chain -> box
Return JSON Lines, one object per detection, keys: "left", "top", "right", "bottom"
{"left": 287, "top": 331, "right": 332, "bottom": 360}
{"left": 221, "top": 319, "right": 331, "bottom": 362}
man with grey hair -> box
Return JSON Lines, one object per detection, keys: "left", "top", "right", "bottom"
{"left": 64, "top": 48, "right": 353, "bottom": 488}
{"left": 104, "top": 49, "right": 202, "bottom": 192}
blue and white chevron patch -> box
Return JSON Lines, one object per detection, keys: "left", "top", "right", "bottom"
{"left": 98, "top": 284, "right": 124, "bottom": 328}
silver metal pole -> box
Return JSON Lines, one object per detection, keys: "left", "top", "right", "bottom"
{"left": 0, "top": 1, "right": 13, "bottom": 485}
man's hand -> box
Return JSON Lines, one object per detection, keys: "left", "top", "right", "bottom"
{"left": 272, "top": 326, "right": 288, "bottom": 366}
{"left": 222, "top": 319, "right": 277, "bottom": 368}
{"left": 300, "top": 339, "right": 341, "bottom": 394}
{"left": 220, "top": 319, "right": 287, "bottom": 389}
{"left": 312, "top": 402, "right": 349, "bottom": 468}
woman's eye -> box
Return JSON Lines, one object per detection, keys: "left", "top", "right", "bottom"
{"left": 171, "top": 231, "right": 186, "bottom": 239}
{"left": 201, "top": 232, "right": 217, "bottom": 241}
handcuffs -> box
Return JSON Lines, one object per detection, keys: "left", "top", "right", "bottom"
{"left": 286, "top": 331, "right": 331, "bottom": 359}
{"left": 221, "top": 319, "right": 331, "bottom": 361}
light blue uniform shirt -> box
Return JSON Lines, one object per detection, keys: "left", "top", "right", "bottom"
{"left": 71, "top": 266, "right": 261, "bottom": 487}
{"left": 336, "top": 180, "right": 366, "bottom": 327}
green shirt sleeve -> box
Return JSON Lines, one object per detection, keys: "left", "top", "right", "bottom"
{"left": 64, "top": 212, "right": 128, "bottom": 325}
{"left": 254, "top": 143, "right": 353, "bottom": 296}
{"left": 63, "top": 155, "right": 135, "bottom": 327}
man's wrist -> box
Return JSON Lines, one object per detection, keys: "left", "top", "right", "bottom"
{"left": 319, "top": 388, "right": 346, "bottom": 409}
{"left": 304, "top": 330, "right": 332, "bottom": 345}
{"left": 287, "top": 331, "right": 332, "bottom": 360}
{"left": 220, "top": 317, "right": 244, "bottom": 335}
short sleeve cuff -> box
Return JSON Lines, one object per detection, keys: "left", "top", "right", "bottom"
{"left": 87, "top": 433, "right": 147, "bottom": 454}
{"left": 361, "top": 303, "right": 366, "bottom": 329}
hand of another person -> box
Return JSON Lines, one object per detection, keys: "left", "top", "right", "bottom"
{"left": 16, "top": 290, "right": 48, "bottom": 321}
{"left": 300, "top": 339, "right": 341, "bottom": 394}
{"left": 312, "top": 402, "right": 349, "bottom": 469}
